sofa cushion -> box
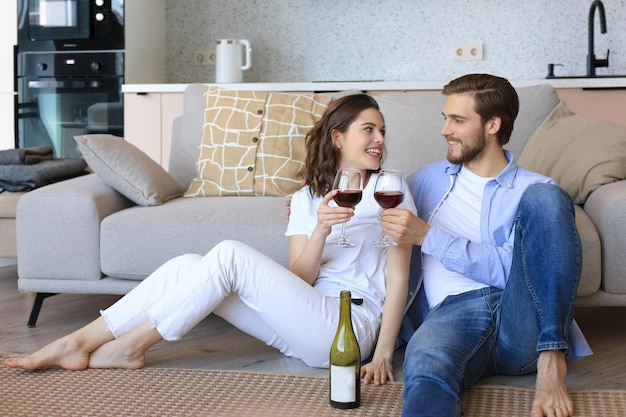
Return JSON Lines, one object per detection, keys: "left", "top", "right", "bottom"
{"left": 518, "top": 100, "right": 626, "bottom": 205}
{"left": 100, "top": 196, "right": 290, "bottom": 279}
{"left": 75, "top": 134, "right": 185, "bottom": 206}
{"left": 573, "top": 206, "right": 602, "bottom": 296}
{"left": 184, "top": 86, "right": 331, "bottom": 197}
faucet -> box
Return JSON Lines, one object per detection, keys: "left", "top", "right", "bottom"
{"left": 587, "top": 0, "right": 610, "bottom": 76}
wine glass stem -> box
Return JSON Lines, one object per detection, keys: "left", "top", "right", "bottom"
{"left": 340, "top": 222, "right": 347, "bottom": 241}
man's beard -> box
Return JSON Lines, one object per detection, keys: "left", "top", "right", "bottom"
{"left": 446, "top": 127, "right": 486, "bottom": 165}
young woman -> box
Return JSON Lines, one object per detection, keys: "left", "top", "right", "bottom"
{"left": 4, "top": 94, "right": 416, "bottom": 386}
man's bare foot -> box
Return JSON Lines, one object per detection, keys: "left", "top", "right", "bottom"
{"left": 3, "top": 335, "right": 90, "bottom": 371}
{"left": 88, "top": 339, "right": 146, "bottom": 369}
{"left": 531, "top": 350, "right": 573, "bottom": 417}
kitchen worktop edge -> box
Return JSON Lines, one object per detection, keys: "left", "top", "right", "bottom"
{"left": 122, "top": 78, "right": 626, "bottom": 94}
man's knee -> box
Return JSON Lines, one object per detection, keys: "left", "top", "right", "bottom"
{"left": 518, "top": 183, "right": 574, "bottom": 221}
{"left": 521, "top": 183, "right": 571, "bottom": 207}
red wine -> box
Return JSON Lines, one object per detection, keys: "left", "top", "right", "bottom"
{"left": 374, "top": 191, "right": 404, "bottom": 209}
{"left": 334, "top": 190, "right": 362, "bottom": 208}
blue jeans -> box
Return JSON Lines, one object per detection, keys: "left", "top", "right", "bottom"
{"left": 402, "top": 183, "right": 582, "bottom": 417}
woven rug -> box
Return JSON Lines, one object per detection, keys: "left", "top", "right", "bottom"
{"left": 2, "top": 365, "right": 625, "bottom": 417}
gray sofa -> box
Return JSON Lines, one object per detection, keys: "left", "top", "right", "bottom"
{"left": 0, "top": 191, "right": 22, "bottom": 258}
{"left": 15, "top": 83, "right": 626, "bottom": 326}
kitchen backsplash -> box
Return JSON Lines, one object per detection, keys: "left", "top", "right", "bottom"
{"left": 165, "top": 0, "right": 626, "bottom": 83}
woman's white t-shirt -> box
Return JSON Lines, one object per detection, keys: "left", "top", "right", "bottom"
{"left": 285, "top": 173, "right": 417, "bottom": 316}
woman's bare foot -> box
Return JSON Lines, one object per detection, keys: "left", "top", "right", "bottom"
{"left": 88, "top": 339, "right": 146, "bottom": 369}
{"left": 88, "top": 320, "right": 162, "bottom": 369}
{"left": 530, "top": 350, "right": 573, "bottom": 417}
{"left": 3, "top": 335, "right": 91, "bottom": 371}
{"left": 3, "top": 317, "right": 113, "bottom": 372}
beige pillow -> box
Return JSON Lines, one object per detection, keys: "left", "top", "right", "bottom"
{"left": 518, "top": 100, "right": 626, "bottom": 204}
{"left": 184, "top": 86, "right": 331, "bottom": 197}
{"left": 75, "top": 134, "right": 184, "bottom": 206}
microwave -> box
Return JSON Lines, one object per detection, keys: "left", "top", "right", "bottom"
{"left": 18, "top": 0, "right": 124, "bottom": 52}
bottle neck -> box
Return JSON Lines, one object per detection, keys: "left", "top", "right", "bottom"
{"left": 339, "top": 291, "right": 352, "bottom": 325}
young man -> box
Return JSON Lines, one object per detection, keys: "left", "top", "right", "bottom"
{"left": 380, "top": 74, "right": 591, "bottom": 417}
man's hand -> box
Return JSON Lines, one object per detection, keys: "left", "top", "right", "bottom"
{"left": 285, "top": 198, "right": 292, "bottom": 221}
{"left": 380, "top": 208, "right": 430, "bottom": 246}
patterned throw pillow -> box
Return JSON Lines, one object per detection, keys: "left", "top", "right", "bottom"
{"left": 184, "top": 86, "right": 331, "bottom": 197}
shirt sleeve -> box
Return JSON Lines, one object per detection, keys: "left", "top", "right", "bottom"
{"left": 421, "top": 226, "right": 512, "bottom": 289}
{"left": 285, "top": 188, "right": 313, "bottom": 237}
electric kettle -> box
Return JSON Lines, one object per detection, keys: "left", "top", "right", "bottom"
{"left": 215, "top": 39, "right": 252, "bottom": 83}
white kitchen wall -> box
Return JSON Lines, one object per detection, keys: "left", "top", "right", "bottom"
{"left": 165, "top": 0, "right": 625, "bottom": 83}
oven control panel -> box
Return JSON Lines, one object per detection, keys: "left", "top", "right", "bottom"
{"left": 17, "top": 51, "right": 124, "bottom": 77}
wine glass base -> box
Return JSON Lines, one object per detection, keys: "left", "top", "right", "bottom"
{"left": 374, "top": 241, "right": 398, "bottom": 248}
{"left": 374, "top": 235, "right": 398, "bottom": 248}
{"left": 335, "top": 241, "right": 355, "bottom": 248}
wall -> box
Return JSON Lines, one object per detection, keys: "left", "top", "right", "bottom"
{"left": 165, "top": 0, "right": 626, "bottom": 84}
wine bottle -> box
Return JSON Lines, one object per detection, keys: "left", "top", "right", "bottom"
{"left": 329, "top": 290, "right": 361, "bottom": 409}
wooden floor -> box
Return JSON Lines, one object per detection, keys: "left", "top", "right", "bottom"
{"left": 1, "top": 258, "right": 625, "bottom": 391}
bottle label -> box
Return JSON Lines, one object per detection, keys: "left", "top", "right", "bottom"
{"left": 330, "top": 365, "right": 356, "bottom": 402}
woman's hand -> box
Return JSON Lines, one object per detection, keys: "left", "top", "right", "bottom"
{"left": 361, "top": 356, "right": 395, "bottom": 386}
{"left": 313, "top": 189, "right": 355, "bottom": 239}
{"left": 288, "top": 189, "right": 355, "bottom": 285}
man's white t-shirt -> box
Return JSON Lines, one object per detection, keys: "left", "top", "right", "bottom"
{"left": 422, "top": 167, "right": 492, "bottom": 308}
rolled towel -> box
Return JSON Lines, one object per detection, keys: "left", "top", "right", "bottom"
{"left": 0, "top": 146, "right": 54, "bottom": 165}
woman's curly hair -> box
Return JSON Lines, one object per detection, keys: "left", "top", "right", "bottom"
{"left": 303, "top": 94, "right": 384, "bottom": 197}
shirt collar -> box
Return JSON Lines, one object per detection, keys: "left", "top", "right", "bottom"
{"left": 444, "top": 150, "right": 518, "bottom": 188}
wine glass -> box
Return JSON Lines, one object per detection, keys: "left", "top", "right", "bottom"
{"left": 332, "top": 168, "right": 363, "bottom": 248}
{"left": 374, "top": 169, "right": 405, "bottom": 248}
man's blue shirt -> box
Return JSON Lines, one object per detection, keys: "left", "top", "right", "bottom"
{"left": 409, "top": 150, "right": 553, "bottom": 290}
{"left": 398, "top": 151, "right": 553, "bottom": 344}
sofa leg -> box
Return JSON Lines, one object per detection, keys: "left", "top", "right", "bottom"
{"left": 27, "top": 293, "right": 57, "bottom": 328}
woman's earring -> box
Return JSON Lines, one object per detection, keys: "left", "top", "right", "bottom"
{"left": 337, "top": 145, "right": 341, "bottom": 149}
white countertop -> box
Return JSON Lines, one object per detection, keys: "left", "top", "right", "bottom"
{"left": 122, "top": 78, "right": 626, "bottom": 94}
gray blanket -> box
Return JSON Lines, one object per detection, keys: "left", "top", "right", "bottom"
{"left": 0, "top": 146, "right": 54, "bottom": 165}
{"left": 0, "top": 158, "right": 87, "bottom": 192}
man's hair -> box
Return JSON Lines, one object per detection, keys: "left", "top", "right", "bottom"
{"left": 442, "top": 74, "right": 519, "bottom": 146}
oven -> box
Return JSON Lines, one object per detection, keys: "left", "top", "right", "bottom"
{"left": 18, "top": 0, "right": 124, "bottom": 52}
{"left": 16, "top": 51, "right": 124, "bottom": 158}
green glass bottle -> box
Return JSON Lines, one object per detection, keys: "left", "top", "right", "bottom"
{"left": 329, "top": 290, "right": 361, "bottom": 409}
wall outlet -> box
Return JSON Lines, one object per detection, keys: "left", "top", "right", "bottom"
{"left": 193, "top": 50, "right": 216, "bottom": 65}
{"left": 452, "top": 43, "right": 484, "bottom": 61}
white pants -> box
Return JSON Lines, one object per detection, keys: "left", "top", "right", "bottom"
{"left": 101, "top": 240, "right": 379, "bottom": 368}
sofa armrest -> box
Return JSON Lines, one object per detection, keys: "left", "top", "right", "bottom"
{"left": 17, "top": 174, "right": 135, "bottom": 282}
{"left": 583, "top": 179, "right": 626, "bottom": 293}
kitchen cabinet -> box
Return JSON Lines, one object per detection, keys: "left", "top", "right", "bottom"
{"left": 0, "top": 0, "right": 17, "bottom": 150}
{"left": 555, "top": 89, "right": 626, "bottom": 127}
{"left": 123, "top": 92, "right": 184, "bottom": 171}
{"left": 125, "top": 0, "right": 167, "bottom": 84}
{"left": 122, "top": 0, "right": 169, "bottom": 167}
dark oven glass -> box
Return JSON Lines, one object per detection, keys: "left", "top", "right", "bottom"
{"left": 17, "top": 77, "right": 124, "bottom": 158}
{"left": 18, "top": 0, "right": 124, "bottom": 51}
{"left": 26, "top": 0, "right": 90, "bottom": 41}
